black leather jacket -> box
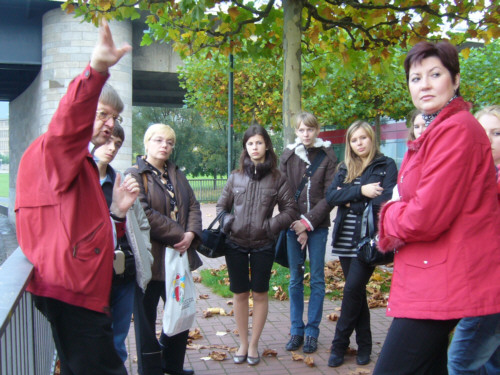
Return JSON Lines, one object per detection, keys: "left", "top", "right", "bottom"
{"left": 326, "top": 155, "right": 398, "bottom": 248}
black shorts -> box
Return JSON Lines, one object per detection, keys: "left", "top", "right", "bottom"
{"left": 224, "top": 239, "right": 275, "bottom": 294}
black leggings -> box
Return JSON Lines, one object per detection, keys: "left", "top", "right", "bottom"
{"left": 374, "top": 317, "right": 458, "bottom": 375}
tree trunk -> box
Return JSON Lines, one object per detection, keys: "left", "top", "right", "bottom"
{"left": 374, "top": 115, "right": 381, "bottom": 147}
{"left": 282, "top": 0, "right": 302, "bottom": 146}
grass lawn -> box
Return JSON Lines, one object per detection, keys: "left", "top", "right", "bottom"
{"left": 200, "top": 260, "right": 392, "bottom": 307}
{"left": 0, "top": 174, "right": 8, "bottom": 197}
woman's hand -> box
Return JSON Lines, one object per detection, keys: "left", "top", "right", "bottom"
{"left": 361, "top": 182, "right": 384, "bottom": 198}
{"left": 173, "top": 231, "right": 195, "bottom": 254}
{"left": 290, "top": 220, "right": 306, "bottom": 235}
{"left": 297, "top": 231, "right": 308, "bottom": 250}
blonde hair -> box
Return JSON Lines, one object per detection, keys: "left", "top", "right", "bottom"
{"left": 143, "top": 124, "right": 176, "bottom": 154}
{"left": 294, "top": 112, "right": 320, "bottom": 131}
{"left": 475, "top": 105, "right": 500, "bottom": 122}
{"left": 344, "top": 120, "right": 380, "bottom": 183}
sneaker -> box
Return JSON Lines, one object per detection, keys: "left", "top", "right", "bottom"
{"left": 303, "top": 336, "right": 318, "bottom": 353}
{"left": 285, "top": 335, "right": 304, "bottom": 351}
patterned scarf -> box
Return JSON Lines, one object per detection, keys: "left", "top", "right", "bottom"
{"left": 422, "top": 94, "right": 458, "bottom": 126}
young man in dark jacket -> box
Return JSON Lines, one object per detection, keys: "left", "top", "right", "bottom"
{"left": 279, "top": 112, "right": 337, "bottom": 353}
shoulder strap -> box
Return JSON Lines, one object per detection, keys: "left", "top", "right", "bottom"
{"left": 142, "top": 173, "right": 148, "bottom": 195}
{"left": 294, "top": 149, "right": 327, "bottom": 202}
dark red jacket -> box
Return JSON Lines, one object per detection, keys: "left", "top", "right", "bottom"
{"left": 378, "top": 98, "right": 500, "bottom": 319}
{"left": 15, "top": 65, "right": 114, "bottom": 313}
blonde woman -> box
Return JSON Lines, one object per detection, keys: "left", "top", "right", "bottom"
{"left": 126, "top": 124, "right": 202, "bottom": 375}
{"left": 325, "top": 121, "right": 397, "bottom": 368}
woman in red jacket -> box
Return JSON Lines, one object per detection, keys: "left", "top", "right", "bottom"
{"left": 374, "top": 42, "right": 500, "bottom": 374}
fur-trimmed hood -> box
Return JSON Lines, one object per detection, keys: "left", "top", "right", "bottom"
{"left": 286, "top": 138, "right": 332, "bottom": 165}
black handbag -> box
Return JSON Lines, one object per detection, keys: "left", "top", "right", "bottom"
{"left": 274, "top": 229, "right": 289, "bottom": 267}
{"left": 274, "top": 149, "right": 327, "bottom": 268}
{"left": 197, "top": 211, "right": 226, "bottom": 258}
{"left": 356, "top": 201, "right": 394, "bottom": 266}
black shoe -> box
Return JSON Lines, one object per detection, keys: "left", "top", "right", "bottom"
{"left": 286, "top": 335, "right": 304, "bottom": 351}
{"left": 356, "top": 353, "right": 371, "bottom": 365}
{"left": 163, "top": 368, "right": 194, "bottom": 375}
{"left": 328, "top": 351, "right": 344, "bottom": 367}
{"left": 303, "top": 336, "right": 318, "bottom": 353}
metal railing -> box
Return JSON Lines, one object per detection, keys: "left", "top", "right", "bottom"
{"left": 188, "top": 178, "right": 227, "bottom": 203}
{"left": 0, "top": 248, "right": 56, "bottom": 375}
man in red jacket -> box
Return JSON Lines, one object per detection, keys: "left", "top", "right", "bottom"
{"left": 15, "top": 20, "right": 138, "bottom": 375}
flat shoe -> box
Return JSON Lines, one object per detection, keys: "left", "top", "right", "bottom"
{"left": 247, "top": 354, "right": 260, "bottom": 366}
{"left": 233, "top": 354, "right": 247, "bottom": 364}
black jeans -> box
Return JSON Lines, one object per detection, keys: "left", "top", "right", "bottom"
{"left": 374, "top": 318, "right": 458, "bottom": 375}
{"left": 134, "top": 280, "right": 189, "bottom": 375}
{"left": 331, "top": 257, "right": 375, "bottom": 356}
{"left": 33, "top": 295, "right": 126, "bottom": 375}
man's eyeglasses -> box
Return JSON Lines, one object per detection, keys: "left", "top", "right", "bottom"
{"left": 96, "top": 110, "right": 123, "bottom": 125}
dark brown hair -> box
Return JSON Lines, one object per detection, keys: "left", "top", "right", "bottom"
{"left": 237, "top": 124, "right": 278, "bottom": 179}
{"left": 112, "top": 122, "right": 125, "bottom": 142}
{"left": 404, "top": 41, "right": 460, "bottom": 96}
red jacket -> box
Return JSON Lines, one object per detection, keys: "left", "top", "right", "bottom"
{"left": 378, "top": 97, "right": 500, "bottom": 320}
{"left": 15, "top": 65, "right": 115, "bottom": 313}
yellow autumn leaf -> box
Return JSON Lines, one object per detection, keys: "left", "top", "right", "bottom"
{"left": 319, "top": 67, "right": 327, "bottom": 80}
{"left": 461, "top": 47, "right": 470, "bottom": 59}
{"left": 228, "top": 6, "right": 239, "bottom": 21}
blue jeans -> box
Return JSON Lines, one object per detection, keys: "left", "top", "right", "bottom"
{"left": 110, "top": 279, "right": 135, "bottom": 362}
{"left": 287, "top": 227, "right": 327, "bottom": 339}
{"left": 448, "top": 313, "right": 500, "bottom": 375}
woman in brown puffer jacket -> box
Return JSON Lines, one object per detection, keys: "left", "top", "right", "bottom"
{"left": 217, "top": 124, "right": 298, "bottom": 366}
{"left": 126, "top": 123, "right": 202, "bottom": 375}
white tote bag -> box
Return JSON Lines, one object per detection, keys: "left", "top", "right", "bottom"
{"left": 162, "top": 247, "right": 196, "bottom": 336}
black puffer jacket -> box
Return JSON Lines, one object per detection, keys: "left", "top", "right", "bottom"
{"left": 217, "top": 161, "right": 298, "bottom": 249}
{"left": 126, "top": 156, "right": 203, "bottom": 280}
{"left": 326, "top": 155, "right": 397, "bottom": 249}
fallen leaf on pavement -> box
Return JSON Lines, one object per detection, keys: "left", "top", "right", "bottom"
{"left": 292, "top": 352, "right": 304, "bottom": 361}
{"left": 209, "top": 351, "right": 227, "bottom": 361}
{"left": 188, "top": 328, "right": 203, "bottom": 340}
{"left": 227, "top": 300, "right": 233, "bottom": 305}
{"left": 199, "top": 294, "right": 209, "bottom": 299}
{"left": 192, "top": 275, "right": 202, "bottom": 283}
{"left": 262, "top": 349, "right": 278, "bottom": 357}
{"left": 327, "top": 313, "right": 339, "bottom": 321}
{"left": 304, "top": 356, "right": 315, "bottom": 367}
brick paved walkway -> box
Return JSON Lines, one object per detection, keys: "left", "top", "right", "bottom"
{"left": 124, "top": 204, "right": 393, "bottom": 375}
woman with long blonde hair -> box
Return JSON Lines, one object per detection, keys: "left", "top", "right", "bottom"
{"left": 325, "top": 120, "right": 397, "bottom": 368}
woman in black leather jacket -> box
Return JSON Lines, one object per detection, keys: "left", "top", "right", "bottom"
{"left": 325, "top": 121, "right": 397, "bottom": 368}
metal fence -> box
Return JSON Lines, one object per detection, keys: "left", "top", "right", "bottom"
{"left": 188, "top": 178, "right": 227, "bottom": 203}
{"left": 0, "top": 248, "right": 56, "bottom": 375}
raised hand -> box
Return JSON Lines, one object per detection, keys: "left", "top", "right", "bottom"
{"left": 90, "top": 18, "right": 132, "bottom": 73}
{"left": 110, "top": 174, "right": 140, "bottom": 218}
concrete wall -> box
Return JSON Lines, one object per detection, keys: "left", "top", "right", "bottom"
{"left": 8, "top": 8, "right": 133, "bottom": 224}
{"left": 132, "top": 20, "right": 184, "bottom": 73}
